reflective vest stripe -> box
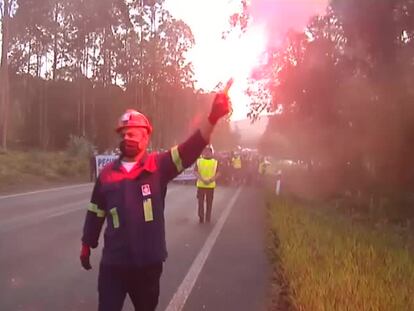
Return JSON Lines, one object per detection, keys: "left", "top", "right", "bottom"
{"left": 88, "top": 203, "right": 106, "bottom": 218}
{"left": 110, "top": 208, "right": 120, "bottom": 228}
{"left": 171, "top": 146, "right": 184, "bottom": 173}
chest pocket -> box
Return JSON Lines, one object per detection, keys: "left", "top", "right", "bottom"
{"left": 109, "top": 208, "right": 120, "bottom": 228}
{"left": 101, "top": 183, "right": 122, "bottom": 229}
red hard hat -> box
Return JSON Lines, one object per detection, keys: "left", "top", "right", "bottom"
{"left": 116, "top": 109, "right": 152, "bottom": 134}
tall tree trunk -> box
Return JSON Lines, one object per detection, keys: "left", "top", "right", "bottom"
{"left": 83, "top": 37, "right": 89, "bottom": 138}
{"left": 103, "top": 27, "right": 110, "bottom": 86}
{"left": 0, "top": 0, "right": 11, "bottom": 150}
{"left": 139, "top": 0, "right": 144, "bottom": 108}
{"left": 91, "top": 93, "right": 96, "bottom": 142}
{"left": 38, "top": 82, "right": 43, "bottom": 147}
{"left": 92, "top": 33, "right": 98, "bottom": 80}
{"left": 36, "top": 47, "right": 41, "bottom": 78}
{"left": 82, "top": 80, "right": 86, "bottom": 137}
{"left": 84, "top": 36, "right": 89, "bottom": 76}
{"left": 135, "top": 79, "right": 138, "bottom": 107}
{"left": 52, "top": 2, "right": 59, "bottom": 81}
{"left": 43, "top": 80, "right": 49, "bottom": 149}
{"left": 150, "top": 5, "right": 160, "bottom": 146}
{"left": 27, "top": 40, "right": 31, "bottom": 74}
{"left": 77, "top": 78, "right": 81, "bottom": 136}
{"left": 107, "top": 49, "right": 111, "bottom": 85}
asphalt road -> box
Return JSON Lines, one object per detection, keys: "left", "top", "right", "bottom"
{"left": 0, "top": 183, "right": 269, "bottom": 311}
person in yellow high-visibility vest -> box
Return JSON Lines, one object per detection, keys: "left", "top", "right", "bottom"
{"left": 231, "top": 151, "right": 242, "bottom": 185}
{"left": 194, "top": 145, "right": 220, "bottom": 223}
{"left": 258, "top": 157, "right": 270, "bottom": 175}
{"left": 257, "top": 156, "right": 271, "bottom": 184}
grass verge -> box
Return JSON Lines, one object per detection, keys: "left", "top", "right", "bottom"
{"left": 0, "top": 150, "right": 89, "bottom": 193}
{"left": 267, "top": 196, "right": 414, "bottom": 311}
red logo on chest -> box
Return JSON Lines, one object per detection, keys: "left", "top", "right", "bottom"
{"left": 141, "top": 184, "right": 151, "bottom": 196}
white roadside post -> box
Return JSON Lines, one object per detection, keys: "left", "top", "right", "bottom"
{"left": 275, "top": 170, "right": 282, "bottom": 196}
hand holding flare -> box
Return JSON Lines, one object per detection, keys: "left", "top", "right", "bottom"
{"left": 208, "top": 78, "right": 234, "bottom": 125}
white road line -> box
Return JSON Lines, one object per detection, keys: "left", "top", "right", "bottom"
{"left": 0, "top": 183, "right": 93, "bottom": 200}
{"left": 0, "top": 199, "right": 89, "bottom": 233}
{"left": 0, "top": 182, "right": 185, "bottom": 201}
{"left": 38, "top": 185, "right": 182, "bottom": 222}
{"left": 0, "top": 184, "right": 183, "bottom": 231}
{"left": 46, "top": 205, "right": 86, "bottom": 219}
{"left": 165, "top": 187, "right": 242, "bottom": 311}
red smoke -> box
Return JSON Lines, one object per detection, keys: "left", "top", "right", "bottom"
{"left": 248, "top": 0, "right": 329, "bottom": 46}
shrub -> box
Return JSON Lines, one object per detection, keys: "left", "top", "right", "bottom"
{"left": 66, "top": 135, "right": 94, "bottom": 158}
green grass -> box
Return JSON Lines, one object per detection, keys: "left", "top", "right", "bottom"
{"left": 268, "top": 197, "right": 414, "bottom": 311}
{"left": 0, "top": 150, "right": 89, "bottom": 191}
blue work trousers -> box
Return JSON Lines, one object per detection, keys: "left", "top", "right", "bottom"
{"left": 98, "top": 263, "right": 163, "bottom": 311}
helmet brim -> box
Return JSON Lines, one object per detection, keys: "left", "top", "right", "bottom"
{"left": 116, "top": 125, "right": 152, "bottom": 134}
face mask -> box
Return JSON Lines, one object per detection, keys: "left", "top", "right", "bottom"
{"left": 120, "top": 140, "right": 140, "bottom": 158}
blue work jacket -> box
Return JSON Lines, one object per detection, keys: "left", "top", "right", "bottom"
{"left": 82, "top": 131, "right": 207, "bottom": 267}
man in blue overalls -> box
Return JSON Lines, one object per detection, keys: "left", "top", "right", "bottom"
{"left": 80, "top": 91, "right": 231, "bottom": 311}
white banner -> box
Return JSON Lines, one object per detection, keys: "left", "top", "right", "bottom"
{"left": 95, "top": 155, "right": 118, "bottom": 178}
{"left": 94, "top": 155, "right": 196, "bottom": 181}
{"left": 173, "top": 164, "right": 197, "bottom": 182}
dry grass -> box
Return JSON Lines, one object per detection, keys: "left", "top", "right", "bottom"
{"left": 0, "top": 150, "right": 89, "bottom": 192}
{"left": 267, "top": 197, "right": 414, "bottom": 311}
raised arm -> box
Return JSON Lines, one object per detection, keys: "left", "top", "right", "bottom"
{"left": 160, "top": 91, "right": 231, "bottom": 182}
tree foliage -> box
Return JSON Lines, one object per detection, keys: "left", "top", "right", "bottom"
{"left": 0, "top": 0, "right": 221, "bottom": 151}
{"left": 253, "top": 0, "right": 414, "bottom": 196}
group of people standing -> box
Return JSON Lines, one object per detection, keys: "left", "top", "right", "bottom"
{"left": 194, "top": 146, "right": 272, "bottom": 224}
{"left": 212, "top": 150, "right": 271, "bottom": 186}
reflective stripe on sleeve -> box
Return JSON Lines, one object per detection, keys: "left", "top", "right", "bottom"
{"left": 110, "top": 208, "right": 120, "bottom": 228}
{"left": 171, "top": 145, "right": 184, "bottom": 173}
{"left": 88, "top": 203, "right": 98, "bottom": 213}
{"left": 88, "top": 203, "right": 106, "bottom": 218}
